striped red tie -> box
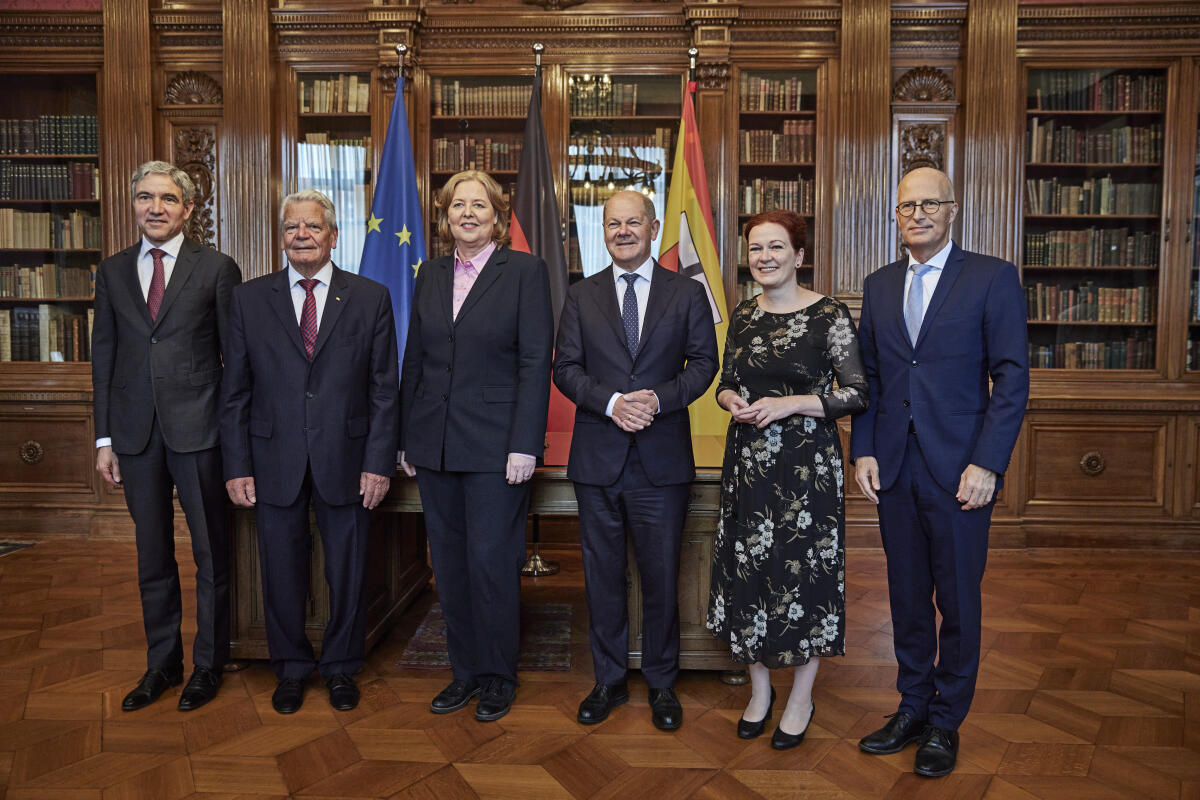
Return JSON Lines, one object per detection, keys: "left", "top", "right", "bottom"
{"left": 146, "top": 248, "right": 166, "bottom": 321}
{"left": 298, "top": 278, "right": 318, "bottom": 360}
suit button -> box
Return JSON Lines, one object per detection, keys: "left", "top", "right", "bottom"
{"left": 446, "top": 365, "right": 451, "bottom": 372}
{"left": 150, "top": 337, "right": 158, "bottom": 344}
{"left": 630, "top": 374, "right": 637, "bottom": 381}
{"left": 911, "top": 360, "right": 918, "bottom": 366}
{"left": 306, "top": 392, "right": 314, "bottom": 399}
{"left": 903, "top": 400, "right": 910, "bottom": 407}
{"left": 302, "top": 426, "right": 308, "bottom": 432}
{"left": 448, "top": 335, "right": 454, "bottom": 343}
{"left": 442, "top": 394, "right": 448, "bottom": 401}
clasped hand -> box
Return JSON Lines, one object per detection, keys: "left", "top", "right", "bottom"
{"left": 611, "top": 389, "right": 657, "bottom": 432}
{"left": 720, "top": 390, "right": 795, "bottom": 429}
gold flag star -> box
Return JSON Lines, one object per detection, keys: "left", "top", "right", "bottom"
{"left": 395, "top": 225, "right": 412, "bottom": 246}
{"left": 366, "top": 213, "right": 382, "bottom": 234}
{"left": 411, "top": 258, "right": 422, "bottom": 277}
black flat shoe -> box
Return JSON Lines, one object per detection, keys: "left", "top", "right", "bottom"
{"left": 430, "top": 679, "right": 480, "bottom": 714}
{"left": 577, "top": 682, "right": 629, "bottom": 725}
{"left": 122, "top": 667, "right": 183, "bottom": 712}
{"left": 649, "top": 687, "right": 683, "bottom": 731}
{"left": 475, "top": 678, "right": 516, "bottom": 722}
{"left": 858, "top": 711, "right": 928, "bottom": 755}
{"left": 326, "top": 673, "right": 359, "bottom": 711}
{"left": 737, "top": 687, "right": 776, "bottom": 739}
{"left": 272, "top": 677, "right": 306, "bottom": 714}
{"left": 914, "top": 725, "right": 959, "bottom": 777}
{"left": 177, "top": 666, "right": 221, "bottom": 711}
{"left": 771, "top": 701, "right": 814, "bottom": 750}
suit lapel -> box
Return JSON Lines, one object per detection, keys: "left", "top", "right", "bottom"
{"left": 433, "top": 257, "right": 454, "bottom": 328}
{"left": 877, "top": 259, "right": 910, "bottom": 347}
{"left": 268, "top": 269, "right": 307, "bottom": 359}
{"left": 587, "top": 267, "right": 632, "bottom": 360}
{"left": 454, "top": 246, "right": 506, "bottom": 325}
{"left": 636, "top": 262, "right": 677, "bottom": 359}
{"left": 151, "top": 238, "right": 198, "bottom": 331}
{"left": 115, "top": 244, "right": 153, "bottom": 328}
{"left": 311, "top": 265, "right": 349, "bottom": 360}
{"left": 914, "top": 244, "right": 965, "bottom": 350}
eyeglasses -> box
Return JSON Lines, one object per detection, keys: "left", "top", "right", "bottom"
{"left": 895, "top": 199, "right": 956, "bottom": 217}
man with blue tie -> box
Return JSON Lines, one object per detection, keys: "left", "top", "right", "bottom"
{"left": 850, "top": 167, "right": 1029, "bottom": 777}
{"left": 554, "top": 190, "right": 718, "bottom": 730}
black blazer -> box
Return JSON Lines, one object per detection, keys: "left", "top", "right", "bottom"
{"left": 91, "top": 237, "right": 242, "bottom": 455}
{"left": 220, "top": 266, "right": 400, "bottom": 507}
{"left": 553, "top": 262, "right": 719, "bottom": 486}
{"left": 400, "top": 246, "right": 553, "bottom": 472}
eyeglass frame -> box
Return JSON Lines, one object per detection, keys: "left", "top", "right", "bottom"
{"left": 895, "top": 198, "right": 957, "bottom": 217}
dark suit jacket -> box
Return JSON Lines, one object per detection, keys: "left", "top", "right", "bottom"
{"left": 849, "top": 243, "right": 1030, "bottom": 494}
{"left": 92, "top": 237, "right": 242, "bottom": 454}
{"left": 220, "top": 266, "right": 400, "bottom": 507}
{"left": 553, "top": 262, "right": 719, "bottom": 487}
{"left": 400, "top": 246, "right": 553, "bottom": 472}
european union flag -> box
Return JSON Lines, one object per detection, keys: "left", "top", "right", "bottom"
{"left": 360, "top": 73, "right": 426, "bottom": 370}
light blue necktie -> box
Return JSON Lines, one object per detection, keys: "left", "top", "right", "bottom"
{"left": 621, "top": 272, "right": 640, "bottom": 356}
{"left": 905, "top": 263, "right": 934, "bottom": 346}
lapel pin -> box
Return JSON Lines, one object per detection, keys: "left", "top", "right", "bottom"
{"left": 336, "top": 296, "right": 341, "bottom": 301}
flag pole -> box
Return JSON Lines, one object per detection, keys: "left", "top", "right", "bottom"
{"left": 521, "top": 41, "right": 560, "bottom": 579}
{"left": 688, "top": 46, "right": 697, "bottom": 84}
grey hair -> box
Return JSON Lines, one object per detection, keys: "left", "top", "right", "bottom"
{"left": 604, "top": 189, "right": 656, "bottom": 223}
{"left": 279, "top": 189, "right": 338, "bottom": 234}
{"left": 129, "top": 161, "right": 196, "bottom": 205}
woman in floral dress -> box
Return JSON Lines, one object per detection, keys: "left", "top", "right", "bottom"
{"left": 707, "top": 209, "right": 868, "bottom": 749}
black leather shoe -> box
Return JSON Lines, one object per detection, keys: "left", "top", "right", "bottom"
{"left": 649, "top": 687, "right": 682, "bottom": 731}
{"left": 430, "top": 679, "right": 480, "bottom": 714}
{"left": 771, "top": 701, "right": 814, "bottom": 750}
{"left": 737, "top": 687, "right": 776, "bottom": 739}
{"left": 326, "top": 673, "right": 359, "bottom": 711}
{"left": 122, "top": 667, "right": 183, "bottom": 711}
{"left": 577, "top": 682, "right": 629, "bottom": 725}
{"left": 914, "top": 725, "right": 959, "bottom": 777}
{"left": 177, "top": 666, "right": 222, "bottom": 711}
{"left": 475, "top": 678, "right": 516, "bottom": 722}
{"left": 272, "top": 678, "right": 306, "bottom": 714}
{"left": 858, "top": 711, "right": 928, "bottom": 755}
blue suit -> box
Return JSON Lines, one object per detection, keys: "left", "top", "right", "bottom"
{"left": 850, "top": 242, "right": 1028, "bottom": 730}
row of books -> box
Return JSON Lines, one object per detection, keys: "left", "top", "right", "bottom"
{"left": 1028, "top": 334, "right": 1154, "bottom": 370}
{"left": 570, "top": 129, "right": 675, "bottom": 161}
{"left": 0, "top": 160, "right": 98, "bottom": 201}
{"left": 570, "top": 78, "right": 641, "bottom": 118}
{"left": 1187, "top": 338, "right": 1200, "bottom": 372}
{"left": 1025, "top": 119, "right": 1163, "bottom": 164}
{"left": 432, "top": 136, "right": 523, "bottom": 173}
{"left": 738, "top": 120, "right": 816, "bottom": 163}
{"left": 0, "top": 263, "right": 95, "bottom": 299}
{"left": 0, "top": 208, "right": 101, "bottom": 250}
{"left": 568, "top": 183, "right": 653, "bottom": 207}
{"left": 1028, "top": 71, "right": 1165, "bottom": 112}
{"left": 433, "top": 79, "right": 530, "bottom": 117}
{"left": 0, "top": 115, "right": 98, "bottom": 156}
{"left": 1023, "top": 226, "right": 1159, "bottom": 268}
{"left": 738, "top": 74, "right": 810, "bottom": 112}
{"left": 1025, "top": 281, "right": 1157, "bottom": 324}
{"left": 299, "top": 75, "right": 369, "bottom": 114}
{"left": 1024, "top": 177, "right": 1160, "bottom": 216}
{"left": 1191, "top": 279, "right": 1200, "bottom": 324}
{"left": 0, "top": 305, "right": 92, "bottom": 362}
{"left": 738, "top": 177, "right": 815, "bottom": 216}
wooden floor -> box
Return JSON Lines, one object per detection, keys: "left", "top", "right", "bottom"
{"left": 0, "top": 538, "right": 1198, "bottom": 800}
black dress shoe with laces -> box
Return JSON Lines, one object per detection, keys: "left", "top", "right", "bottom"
{"left": 577, "top": 682, "right": 629, "bottom": 725}
{"left": 649, "top": 687, "right": 683, "bottom": 731}
{"left": 272, "top": 678, "right": 306, "bottom": 714}
{"left": 122, "top": 667, "right": 183, "bottom": 712}
{"left": 430, "top": 679, "right": 480, "bottom": 714}
{"left": 771, "top": 701, "right": 814, "bottom": 750}
{"left": 914, "top": 725, "right": 959, "bottom": 777}
{"left": 737, "top": 687, "right": 776, "bottom": 739}
{"left": 858, "top": 711, "right": 928, "bottom": 754}
{"left": 177, "top": 666, "right": 222, "bottom": 711}
{"left": 326, "top": 673, "right": 359, "bottom": 711}
{"left": 475, "top": 678, "right": 517, "bottom": 722}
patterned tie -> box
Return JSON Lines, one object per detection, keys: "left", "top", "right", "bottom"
{"left": 904, "top": 263, "right": 934, "bottom": 346}
{"left": 146, "top": 248, "right": 166, "bottom": 322}
{"left": 298, "top": 278, "right": 319, "bottom": 360}
{"left": 621, "top": 272, "right": 639, "bottom": 356}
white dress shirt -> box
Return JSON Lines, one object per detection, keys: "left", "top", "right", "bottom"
{"left": 288, "top": 261, "right": 334, "bottom": 327}
{"left": 903, "top": 238, "right": 954, "bottom": 318}
{"left": 605, "top": 256, "right": 658, "bottom": 418}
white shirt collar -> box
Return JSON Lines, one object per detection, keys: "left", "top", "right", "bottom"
{"left": 613, "top": 256, "right": 655, "bottom": 285}
{"left": 288, "top": 261, "right": 334, "bottom": 287}
{"left": 907, "top": 239, "right": 954, "bottom": 271}
{"left": 139, "top": 232, "right": 185, "bottom": 261}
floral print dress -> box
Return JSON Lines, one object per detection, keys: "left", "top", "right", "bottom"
{"left": 706, "top": 297, "right": 868, "bottom": 667}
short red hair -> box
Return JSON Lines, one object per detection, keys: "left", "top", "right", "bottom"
{"left": 743, "top": 209, "right": 807, "bottom": 253}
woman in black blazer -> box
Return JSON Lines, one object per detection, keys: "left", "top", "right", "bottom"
{"left": 399, "top": 169, "right": 553, "bottom": 722}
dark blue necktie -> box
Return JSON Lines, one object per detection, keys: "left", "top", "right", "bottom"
{"left": 621, "top": 272, "right": 639, "bottom": 356}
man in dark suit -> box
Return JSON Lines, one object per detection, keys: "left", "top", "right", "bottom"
{"left": 92, "top": 160, "right": 241, "bottom": 712}
{"left": 850, "top": 167, "right": 1029, "bottom": 777}
{"left": 553, "top": 190, "right": 718, "bottom": 730}
{"left": 221, "top": 189, "right": 399, "bottom": 714}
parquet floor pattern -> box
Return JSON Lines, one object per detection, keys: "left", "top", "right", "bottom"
{"left": 0, "top": 538, "right": 1197, "bottom": 799}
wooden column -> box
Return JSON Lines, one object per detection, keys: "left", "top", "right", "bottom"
{"left": 832, "top": 0, "right": 892, "bottom": 295}
{"left": 221, "top": 0, "right": 274, "bottom": 278}
{"left": 101, "top": 0, "right": 153, "bottom": 250}
{"left": 959, "top": 0, "right": 1020, "bottom": 262}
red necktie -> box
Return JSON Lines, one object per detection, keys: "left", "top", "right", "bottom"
{"left": 146, "top": 248, "right": 166, "bottom": 321}
{"left": 298, "top": 278, "right": 319, "bottom": 360}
